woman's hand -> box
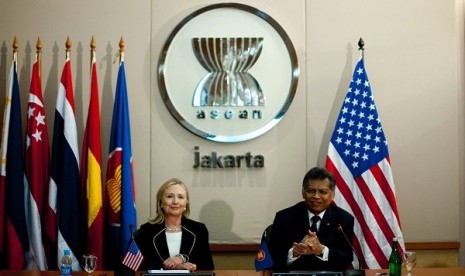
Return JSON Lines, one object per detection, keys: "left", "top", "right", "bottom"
{"left": 174, "top": 261, "right": 197, "bottom": 271}
{"left": 163, "top": 255, "right": 197, "bottom": 271}
{"left": 162, "top": 255, "right": 184, "bottom": 270}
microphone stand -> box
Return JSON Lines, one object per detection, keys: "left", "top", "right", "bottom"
{"left": 338, "top": 224, "right": 365, "bottom": 276}
{"left": 343, "top": 38, "right": 367, "bottom": 276}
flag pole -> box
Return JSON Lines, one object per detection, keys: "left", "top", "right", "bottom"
{"left": 36, "top": 37, "right": 42, "bottom": 79}
{"left": 65, "top": 36, "right": 72, "bottom": 60}
{"left": 130, "top": 224, "right": 134, "bottom": 240}
{"left": 119, "top": 36, "right": 125, "bottom": 63}
{"left": 90, "top": 36, "right": 96, "bottom": 72}
{"left": 358, "top": 37, "right": 365, "bottom": 59}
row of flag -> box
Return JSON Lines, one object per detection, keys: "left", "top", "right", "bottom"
{"left": 0, "top": 37, "right": 137, "bottom": 271}
{"left": 0, "top": 37, "right": 401, "bottom": 272}
{"left": 255, "top": 46, "right": 404, "bottom": 271}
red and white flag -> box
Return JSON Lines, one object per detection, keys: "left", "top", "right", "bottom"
{"left": 24, "top": 57, "right": 50, "bottom": 270}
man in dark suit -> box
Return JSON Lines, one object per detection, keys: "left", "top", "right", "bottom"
{"left": 269, "top": 167, "right": 354, "bottom": 272}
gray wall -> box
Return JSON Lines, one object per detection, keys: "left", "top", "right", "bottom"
{"left": 1, "top": 0, "right": 464, "bottom": 266}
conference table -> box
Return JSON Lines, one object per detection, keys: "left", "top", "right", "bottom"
{"left": 1, "top": 268, "right": 465, "bottom": 276}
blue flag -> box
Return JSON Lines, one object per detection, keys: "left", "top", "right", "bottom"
{"left": 105, "top": 60, "right": 137, "bottom": 269}
{"left": 2, "top": 57, "right": 29, "bottom": 269}
{"left": 255, "top": 237, "right": 273, "bottom": 271}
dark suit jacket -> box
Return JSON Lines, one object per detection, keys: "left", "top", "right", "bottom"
{"left": 269, "top": 201, "right": 354, "bottom": 272}
{"left": 135, "top": 217, "right": 215, "bottom": 271}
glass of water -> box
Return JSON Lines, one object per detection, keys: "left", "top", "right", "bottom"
{"left": 403, "top": 251, "right": 417, "bottom": 276}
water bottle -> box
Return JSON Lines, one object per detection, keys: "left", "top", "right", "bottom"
{"left": 388, "top": 237, "right": 402, "bottom": 276}
{"left": 60, "top": 249, "right": 73, "bottom": 276}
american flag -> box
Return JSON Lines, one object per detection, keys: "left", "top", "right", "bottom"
{"left": 122, "top": 239, "right": 143, "bottom": 271}
{"left": 325, "top": 57, "right": 404, "bottom": 269}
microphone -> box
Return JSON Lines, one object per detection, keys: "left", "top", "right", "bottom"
{"left": 338, "top": 224, "right": 365, "bottom": 276}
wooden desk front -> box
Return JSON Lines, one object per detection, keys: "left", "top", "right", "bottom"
{"left": 1, "top": 268, "right": 465, "bottom": 276}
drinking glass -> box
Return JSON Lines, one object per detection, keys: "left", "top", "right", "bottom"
{"left": 82, "top": 254, "right": 97, "bottom": 276}
{"left": 403, "top": 251, "right": 417, "bottom": 276}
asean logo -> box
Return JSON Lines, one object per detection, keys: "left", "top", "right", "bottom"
{"left": 158, "top": 3, "right": 299, "bottom": 143}
{"left": 257, "top": 249, "right": 266, "bottom": 261}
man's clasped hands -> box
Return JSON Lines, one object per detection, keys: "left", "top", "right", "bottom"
{"left": 292, "top": 230, "right": 325, "bottom": 257}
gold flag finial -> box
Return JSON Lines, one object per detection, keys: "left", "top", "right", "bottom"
{"left": 66, "top": 36, "right": 72, "bottom": 50}
{"left": 36, "top": 37, "right": 43, "bottom": 53}
{"left": 90, "top": 36, "right": 96, "bottom": 70}
{"left": 90, "top": 36, "right": 96, "bottom": 51}
{"left": 12, "top": 36, "right": 19, "bottom": 61}
{"left": 13, "top": 36, "right": 19, "bottom": 53}
{"left": 65, "top": 36, "right": 72, "bottom": 59}
{"left": 119, "top": 36, "right": 125, "bottom": 54}
{"left": 37, "top": 37, "right": 43, "bottom": 78}
{"left": 119, "top": 36, "right": 125, "bottom": 63}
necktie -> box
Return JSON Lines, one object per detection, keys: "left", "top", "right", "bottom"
{"left": 310, "top": 216, "right": 320, "bottom": 233}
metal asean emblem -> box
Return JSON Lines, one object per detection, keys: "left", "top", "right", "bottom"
{"left": 158, "top": 3, "right": 299, "bottom": 143}
{"left": 192, "top": 37, "right": 265, "bottom": 107}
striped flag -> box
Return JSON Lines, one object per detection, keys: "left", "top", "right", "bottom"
{"left": 104, "top": 59, "right": 137, "bottom": 269}
{"left": 0, "top": 60, "right": 8, "bottom": 269}
{"left": 122, "top": 239, "right": 143, "bottom": 271}
{"left": 0, "top": 54, "right": 29, "bottom": 269}
{"left": 81, "top": 51, "right": 104, "bottom": 270}
{"left": 24, "top": 58, "right": 49, "bottom": 270}
{"left": 325, "top": 56, "right": 404, "bottom": 269}
{"left": 49, "top": 57, "right": 82, "bottom": 270}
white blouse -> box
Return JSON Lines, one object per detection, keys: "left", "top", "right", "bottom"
{"left": 166, "top": 231, "right": 182, "bottom": 257}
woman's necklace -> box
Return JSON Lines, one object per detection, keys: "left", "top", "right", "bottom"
{"left": 165, "top": 225, "right": 182, "bottom": 232}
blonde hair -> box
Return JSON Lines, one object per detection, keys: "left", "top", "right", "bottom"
{"left": 149, "top": 178, "right": 191, "bottom": 224}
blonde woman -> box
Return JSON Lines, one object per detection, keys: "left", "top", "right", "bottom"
{"left": 135, "top": 178, "right": 214, "bottom": 271}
